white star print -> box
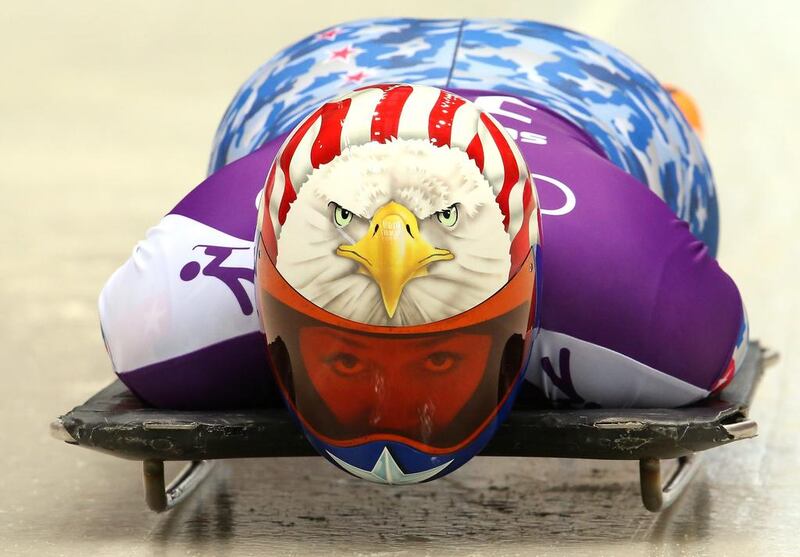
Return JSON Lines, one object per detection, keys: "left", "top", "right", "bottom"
{"left": 327, "top": 447, "right": 453, "bottom": 485}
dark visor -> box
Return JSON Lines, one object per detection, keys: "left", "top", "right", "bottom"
{"left": 257, "top": 243, "right": 536, "bottom": 453}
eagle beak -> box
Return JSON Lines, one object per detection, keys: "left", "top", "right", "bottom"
{"left": 336, "top": 201, "right": 453, "bottom": 318}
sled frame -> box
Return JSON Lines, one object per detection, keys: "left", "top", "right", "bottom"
{"left": 51, "top": 342, "right": 775, "bottom": 513}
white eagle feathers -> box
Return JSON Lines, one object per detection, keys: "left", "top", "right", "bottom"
{"left": 275, "top": 138, "right": 511, "bottom": 326}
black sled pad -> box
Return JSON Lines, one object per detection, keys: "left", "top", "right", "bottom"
{"left": 53, "top": 341, "right": 769, "bottom": 462}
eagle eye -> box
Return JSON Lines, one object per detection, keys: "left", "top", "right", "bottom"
{"left": 435, "top": 204, "right": 459, "bottom": 228}
{"left": 331, "top": 203, "right": 353, "bottom": 228}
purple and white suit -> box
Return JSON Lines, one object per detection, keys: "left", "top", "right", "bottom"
{"left": 99, "top": 21, "right": 748, "bottom": 410}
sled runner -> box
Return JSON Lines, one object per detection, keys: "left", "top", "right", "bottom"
{"left": 51, "top": 341, "right": 774, "bottom": 513}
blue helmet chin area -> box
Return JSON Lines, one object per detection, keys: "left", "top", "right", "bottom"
{"left": 260, "top": 243, "right": 540, "bottom": 485}
{"left": 300, "top": 348, "right": 533, "bottom": 485}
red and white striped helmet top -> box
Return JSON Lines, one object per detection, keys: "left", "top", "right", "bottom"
{"left": 258, "top": 83, "right": 540, "bottom": 273}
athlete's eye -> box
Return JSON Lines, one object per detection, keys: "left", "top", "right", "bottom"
{"left": 326, "top": 352, "right": 365, "bottom": 376}
{"left": 436, "top": 204, "right": 458, "bottom": 227}
{"left": 423, "top": 351, "right": 460, "bottom": 373}
{"left": 331, "top": 203, "right": 354, "bottom": 228}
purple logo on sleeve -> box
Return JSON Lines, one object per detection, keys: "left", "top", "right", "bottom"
{"left": 180, "top": 245, "right": 255, "bottom": 315}
{"left": 541, "top": 348, "right": 584, "bottom": 404}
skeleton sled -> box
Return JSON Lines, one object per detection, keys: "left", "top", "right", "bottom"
{"left": 51, "top": 342, "right": 774, "bottom": 513}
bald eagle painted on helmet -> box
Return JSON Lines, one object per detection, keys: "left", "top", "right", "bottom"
{"left": 259, "top": 84, "right": 538, "bottom": 327}
{"left": 275, "top": 138, "right": 512, "bottom": 326}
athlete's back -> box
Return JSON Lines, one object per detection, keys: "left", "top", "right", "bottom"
{"left": 99, "top": 19, "right": 747, "bottom": 409}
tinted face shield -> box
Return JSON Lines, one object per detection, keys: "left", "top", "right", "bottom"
{"left": 257, "top": 242, "right": 536, "bottom": 454}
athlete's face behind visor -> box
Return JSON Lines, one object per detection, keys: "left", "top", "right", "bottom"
{"left": 257, "top": 244, "right": 536, "bottom": 454}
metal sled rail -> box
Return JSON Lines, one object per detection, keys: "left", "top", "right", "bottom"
{"left": 52, "top": 341, "right": 772, "bottom": 513}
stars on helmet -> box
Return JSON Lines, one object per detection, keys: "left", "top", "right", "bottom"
{"left": 329, "top": 45, "right": 358, "bottom": 62}
{"left": 327, "top": 447, "right": 453, "bottom": 485}
{"left": 345, "top": 70, "right": 369, "bottom": 83}
{"left": 316, "top": 27, "right": 342, "bottom": 41}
